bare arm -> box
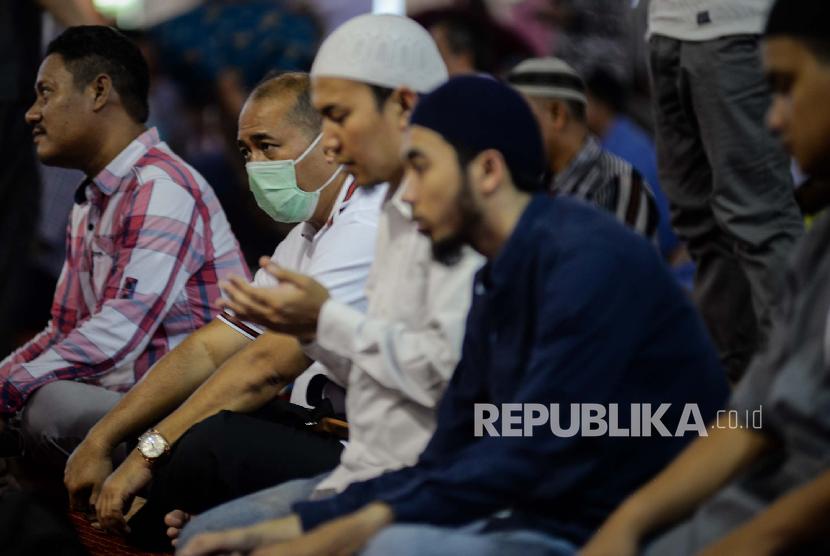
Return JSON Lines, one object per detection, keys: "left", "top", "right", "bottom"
{"left": 86, "top": 319, "right": 248, "bottom": 453}
{"left": 93, "top": 327, "right": 312, "bottom": 530}
{"left": 66, "top": 318, "right": 248, "bottom": 511}
{"left": 36, "top": 0, "right": 107, "bottom": 26}
{"left": 698, "top": 468, "right": 830, "bottom": 555}
{"left": 149, "top": 329, "right": 310, "bottom": 445}
{"left": 582, "top": 426, "right": 773, "bottom": 556}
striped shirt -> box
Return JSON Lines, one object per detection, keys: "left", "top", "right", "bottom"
{"left": 552, "top": 136, "right": 660, "bottom": 240}
{"left": 0, "top": 127, "right": 249, "bottom": 414}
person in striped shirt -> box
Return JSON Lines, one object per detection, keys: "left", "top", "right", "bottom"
{"left": 0, "top": 27, "right": 248, "bottom": 468}
{"left": 508, "top": 57, "right": 660, "bottom": 241}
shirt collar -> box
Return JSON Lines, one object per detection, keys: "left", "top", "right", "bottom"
{"left": 551, "top": 134, "right": 603, "bottom": 194}
{"left": 301, "top": 174, "right": 359, "bottom": 242}
{"left": 480, "top": 194, "right": 548, "bottom": 291}
{"left": 387, "top": 181, "right": 413, "bottom": 220}
{"left": 75, "top": 127, "right": 161, "bottom": 204}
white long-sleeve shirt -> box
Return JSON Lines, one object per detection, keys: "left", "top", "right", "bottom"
{"left": 304, "top": 184, "right": 484, "bottom": 494}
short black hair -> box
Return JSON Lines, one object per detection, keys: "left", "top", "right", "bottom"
{"left": 453, "top": 142, "right": 544, "bottom": 193}
{"left": 765, "top": 0, "right": 830, "bottom": 63}
{"left": 585, "top": 68, "right": 627, "bottom": 114}
{"left": 369, "top": 84, "right": 395, "bottom": 111}
{"left": 433, "top": 15, "right": 495, "bottom": 73}
{"left": 250, "top": 72, "right": 322, "bottom": 138}
{"left": 46, "top": 26, "right": 150, "bottom": 123}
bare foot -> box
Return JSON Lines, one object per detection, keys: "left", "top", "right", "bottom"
{"left": 164, "top": 509, "right": 192, "bottom": 546}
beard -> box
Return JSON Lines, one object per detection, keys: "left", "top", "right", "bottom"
{"left": 431, "top": 234, "right": 467, "bottom": 266}
{"left": 430, "top": 176, "right": 482, "bottom": 266}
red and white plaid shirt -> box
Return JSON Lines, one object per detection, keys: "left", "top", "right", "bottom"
{"left": 0, "top": 128, "right": 249, "bottom": 414}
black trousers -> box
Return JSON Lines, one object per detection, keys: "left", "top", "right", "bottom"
{"left": 128, "top": 400, "right": 344, "bottom": 551}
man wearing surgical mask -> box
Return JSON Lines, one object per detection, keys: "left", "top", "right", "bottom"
{"left": 62, "top": 72, "right": 384, "bottom": 548}
{"left": 246, "top": 113, "right": 344, "bottom": 227}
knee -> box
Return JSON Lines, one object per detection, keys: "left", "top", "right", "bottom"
{"left": 175, "top": 499, "right": 242, "bottom": 551}
{"left": 161, "top": 412, "right": 236, "bottom": 491}
{"left": 176, "top": 517, "right": 204, "bottom": 552}
{"left": 20, "top": 383, "right": 64, "bottom": 443}
{"left": 170, "top": 412, "right": 229, "bottom": 465}
{"left": 176, "top": 517, "right": 202, "bottom": 550}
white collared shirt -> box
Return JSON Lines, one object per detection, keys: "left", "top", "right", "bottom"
{"left": 304, "top": 183, "right": 485, "bottom": 494}
{"left": 219, "top": 177, "right": 385, "bottom": 406}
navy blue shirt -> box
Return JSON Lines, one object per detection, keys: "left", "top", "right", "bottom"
{"left": 294, "top": 195, "right": 728, "bottom": 544}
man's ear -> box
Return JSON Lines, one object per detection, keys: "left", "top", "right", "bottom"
{"left": 393, "top": 87, "right": 419, "bottom": 131}
{"left": 471, "top": 149, "right": 506, "bottom": 197}
{"left": 548, "top": 99, "right": 567, "bottom": 131}
{"left": 90, "top": 74, "right": 113, "bottom": 112}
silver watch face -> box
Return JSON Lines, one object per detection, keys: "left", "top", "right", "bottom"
{"left": 138, "top": 433, "right": 167, "bottom": 459}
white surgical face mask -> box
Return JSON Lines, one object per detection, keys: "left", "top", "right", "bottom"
{"left": 246, "top": 133, "right": 343, "bottom": 223}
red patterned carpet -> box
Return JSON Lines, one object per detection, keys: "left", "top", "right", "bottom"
{"left": 68, "top": 512, "right": 172, "bottom": 556}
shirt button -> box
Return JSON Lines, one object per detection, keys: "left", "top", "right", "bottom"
{"left": 87, "top": 223, "right": 94, "bottom": 231}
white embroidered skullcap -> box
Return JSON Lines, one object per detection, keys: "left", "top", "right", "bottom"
{"left": 311, "top": 14, "right": 448, "bottom": 93}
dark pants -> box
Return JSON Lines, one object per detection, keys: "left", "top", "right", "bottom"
{"left": 128, "top": 401, "right": 344, "bottom": 551}
{"left": 649, "top": 35, "right": 804, "bottom": 381}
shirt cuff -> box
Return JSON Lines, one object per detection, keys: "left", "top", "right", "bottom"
{"left": 316, "top": 299, "right": 364, "bottom": 361}
{"left": 301, "top": 340, "right": 329, "bottom": 365}
{"left": 216, "top": 311, "right": 262, "bottom": 341}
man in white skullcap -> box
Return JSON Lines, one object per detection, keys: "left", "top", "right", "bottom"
{"left": 173, "top": 13, "right": 483, "bottom": 551}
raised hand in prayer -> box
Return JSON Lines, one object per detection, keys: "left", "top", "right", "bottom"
{"left": 217, "top": 257, "right": 330, "bottom": 340}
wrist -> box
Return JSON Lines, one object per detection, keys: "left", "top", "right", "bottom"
{"left": 84, "top": 429, "right": 116, "bottom": 455}
{"left": 359, "top": 502, "right": 394, "bottom": 530}
{"left": 738, "top": 518, "right": 793, "bottom": 554}
{"left": 125, "top": 447, "right": 152, "bottom": 469}
{"left": 608, "top": 497, "right": 652, "bottom": 539}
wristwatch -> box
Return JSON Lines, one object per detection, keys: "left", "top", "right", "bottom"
{"left": 136, "top": 428, "right": 170, "bottom": 464}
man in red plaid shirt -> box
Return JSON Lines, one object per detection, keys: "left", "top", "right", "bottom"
{"left": 0, "top": 26, "right": 248, "bottom": 469}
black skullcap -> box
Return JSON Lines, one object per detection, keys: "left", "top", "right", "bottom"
{"left": 410, "top": 75, "right": 546, "bottom": 192}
